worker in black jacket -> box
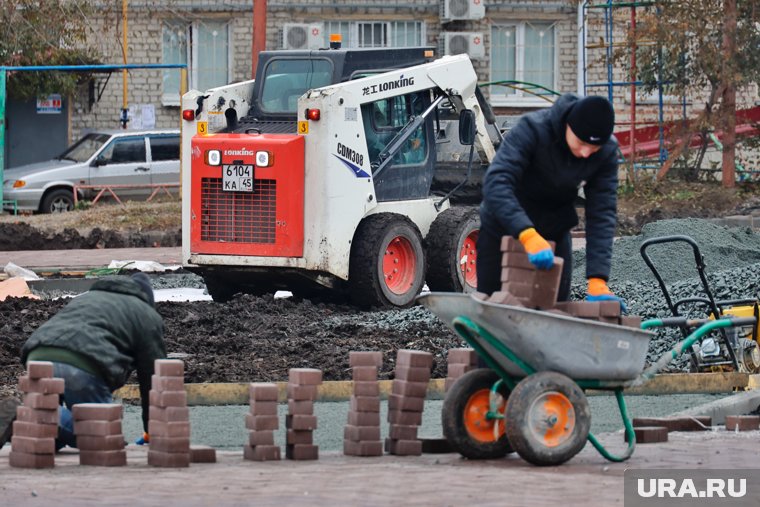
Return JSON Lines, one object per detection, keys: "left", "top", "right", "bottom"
{"left": 16, "top": 273, "right": 165, "bottom": 450}
{"left": 477, "top": 94, "right": 625, "bottom": 310}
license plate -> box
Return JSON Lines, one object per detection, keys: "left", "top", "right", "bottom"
{"left": 222, "top": 164, "right": 253, "bottom": 192}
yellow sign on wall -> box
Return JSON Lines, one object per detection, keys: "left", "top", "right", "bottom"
{"left": 197, "top": 121, "right": 208, "bottom": 135}
{"left": 297, "top": 121, "right": 309, "bottom": 134}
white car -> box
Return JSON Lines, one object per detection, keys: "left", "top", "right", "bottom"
{"left": 3, "top": 129, "right": 180, "bottom": 213}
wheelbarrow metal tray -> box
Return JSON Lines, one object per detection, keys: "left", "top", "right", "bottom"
{"left": 419, "top": 293, "right": 653, "bottom": 381}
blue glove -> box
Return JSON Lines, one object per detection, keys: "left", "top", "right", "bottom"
{"left": 135, "top": 432, "right": 150, "bottom": 445}
{"left": 527, "top": 249, "right": 555, "bottom": 270}
{"left": 586, "top": 294, "right": 628, "bottom": 314}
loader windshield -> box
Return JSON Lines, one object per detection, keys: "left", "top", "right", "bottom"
{"left": 259, "top": 58, "right": 333, "bottom": 114}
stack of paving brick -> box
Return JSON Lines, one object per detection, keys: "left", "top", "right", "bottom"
{"left": 385, "top": 350, "right": 433, "bottom": 456}
{"left": 554, "top": 300, "right": 642, "bottom": 328}
{"left": 490, "top": 236, "right": 563, "bottom": 310}
{"left": 9, "top": 361, "right": 62, "bottom": 469}
{"left": 243, "top": 382, "right": 281, "bottom": 461}
{"left": 147, "top": 359, "right": 190, "bottom": 467}
{"left": 343, "top": 351, "right": 383, "bottom": 457}
{"left": 444, "top": 348, "right": 478, "bottom": 392}
{"left": 73, "top": 404, "right": 126, "bottom": 466}
{"left": 286, "top": 368, "right": 322, "bottom": 460}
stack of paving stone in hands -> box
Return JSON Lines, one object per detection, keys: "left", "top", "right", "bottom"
{"left": 148, "top": 359, "right": 190, "bottom": 467}
{"left": 343, "top": 351, "right": 383, "bottom": 457}
{"left": 385, "top": 350, "right": 433, "bottom": 456}
{"left": 286, "top": 368, "right": 322, "bottom": 460}
{"left": 444, "top": 348, "right": 478, "bottom": 392}
{"left": 244, "top": 382, "right": 281, "bottom": 461}
{"left": 10, "top": 361, "right": 63, "bottom": 469}
{"left": 73, "top": 404, "right": 126, "bottom": 466}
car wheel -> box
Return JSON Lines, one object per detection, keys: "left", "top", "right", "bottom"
{"left": 41, "top": 189, "right": 75, "bottom": 213}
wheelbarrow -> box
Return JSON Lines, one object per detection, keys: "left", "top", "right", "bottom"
{"left": 418, "top": 292, "right": 756, "bottom": 466}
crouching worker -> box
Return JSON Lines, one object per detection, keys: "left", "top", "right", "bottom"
{"left": 16, "top": 273, "right": 165, "bottom": 450}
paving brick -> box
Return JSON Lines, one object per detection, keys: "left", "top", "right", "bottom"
{"left": 343, "top": 439, "right": 383, "bottom": 456}
{"left": 385, "top": 438, "right": 422, "bottom": 456}
{"left": 148, "top": 420, "right": 191, "bottom": 438}
{"left": 26, "top": 361, "right": 54, "bottom": 379}
{"left": 10, "top": 436, "right": 55, "bottom": 455}
{"left": 147, "top": 449, "right": 190, "bottom": 467}
{"left": 347, "top": 411, "right": 380, "bottom": 427}
{"left": 444, "top": 377, "right": 457, "bottom": 392}
{"left": 18, "top": 376, "right": 65, "bottom": 395}
{"left": 420, "top": 437, "right": 452, "bottom": 454}
{"left": 148, "top": 406, "right": 190, "bottom": 423}
{"left": 80, "top": 450, "right": 127, "bottom": 467}
{"left": 74, "top": 420, "right": 123, "bottom": 436}
{"left": 16, "top": 406, "right": 58, "bottom": 425}
{"left": 599, "top": 300, "right": 622, "bottom": 317}
{"left": 245, "top": 414, "right": 279, "bottom": 431}
{"left": 353, "top": 381, "right": 380, "bottom": 397}
{"left": 190, "top": 445, "right": 217, "bottom": 463}
{"left": 488, "top": 291, "right": 526, "bottom": 307}
{"left": 249, "top": 400, "right": 279, "bottom": 416}
{"left": 154, "top": 359, "right": 185, "bottom": 377}
{"left": 343, "top": 425, "right": 381, "bottom": 442}
{"left": 531, "top": 258, "right": 563, "bottom": 309}
{"left": 286, "top": 429, "right": 314, "bottom": 445}
{"left": 77, "top": 435, "right": 126, "bottom": 451}
{"left": 447, "top": 348, "right": 478, "bottom": 365}
{"left": 244, "top": 444, "right": 281, "bottom": 461}
{"left": 388, "top": 409, "right": 423, "bottom": 426}
{"left": 394, "top": 366, "right": 431, "bottom": 383}
{"left": 288, "top": 368, "right": 323, "bottom": 386}
{"left": 625, "top": 426, "right": 668, "bottom": 443}
{"left": 151, "top": 375, "right": 184, "bottom": 392}
{"left": 248, "top": 430, "right": 275, "bottom": 446}
{"left": 286, "top": 444, "right": 319, "bottom": 460}
{"left": 286, "top": 384, "right": 318, "bottom": 401}
{"left": 388, "top": 424, "right": 418, "bottom": 440}
{"left": 285, "top": 414, "right": 318, "bottom": 431}
{"left": 249, "top": 383, "right": 279, "bottom": 401}
{"left": 554, "top": 301, "right": 601, "bottom": 318}
{"left": 12, "top": 421, "right": 58, "bottom": 439}
{"left": 446, "top": 363, "right": 474, "bottom": 378}
{"left": 620, "top": 315, "right": 643, "bottom": 329}
{"left": 149, "top": 436, "right": 190, "bottom": 453}
{"left": 149, "top": 390, "right": 187, "bottom": 408}
{"left": 391, "top": 380, "right": 428, "bottom": 398}
{"left": 349, "top": 351, "right": 383, "bottom": 368}
{"left": 500, "top": 252, "right": 534, "bottom": 270}
{"left": 396, "top": 350, "right": 433, "bottom": 369}
{"left": 500, "top": 266, "right": 535, "bottom": 285}
{"left": 500, "top": 236, "right": 525, "bottom": 253}
{"left": 349, "top": 396, "right": 380, "bottom": 413}
{"left": 472, "top": 292, "right": 489, "bottom": 301}
{"left": 388, "top": 394, "right": 425, "bottom": 412}
{"left": 725, "top": 415, "right": 760, "bottom": 431}
{"left": 72, "top": 403, "right": 123, "bottom": 421}
{"left": 351, "top": 366, "right": 378, "bottom": 382}
{"left": 286, "top": 399, "right": 313, "bottom": 415}
{"left": 9, "top": 450, "right": 55, "bottom": 468}
{"left": 23, "top": 393, "right": 59, "bottom": 410}
{"left": 500, "top": 282, "right": 534, "bottom": 300}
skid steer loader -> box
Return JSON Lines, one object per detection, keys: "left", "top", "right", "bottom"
{"left": 181, "top": 46, "right": 502, "bottom": 308}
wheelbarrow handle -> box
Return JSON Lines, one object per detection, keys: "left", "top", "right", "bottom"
{"left": 643, "top": 316, "right": 756, "bottom": 330}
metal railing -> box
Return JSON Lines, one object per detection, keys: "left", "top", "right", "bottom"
{"left": 72, "top": 183, "right": 180, "bottom": 207}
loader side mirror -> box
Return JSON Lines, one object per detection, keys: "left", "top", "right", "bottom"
{"left": 459, "top": 109, "right": 476, "bottom": 146}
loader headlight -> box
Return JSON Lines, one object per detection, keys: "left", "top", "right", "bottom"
{"left": 255, "top": 151, "right": 273, "bottom": 167}
{"left": 205, "top": 150, "right": 221, "bottom": 166}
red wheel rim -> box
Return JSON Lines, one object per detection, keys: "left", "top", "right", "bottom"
{"left": 459, "top": 230, "right": 478, "bottom": 289}
{"left": 383, "top": 235, "right": 417, "bottom": 295}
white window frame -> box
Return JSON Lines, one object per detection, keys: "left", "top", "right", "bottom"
{"left": 162, "top": 19, "right": 232, "bottom": 106}
{"left": 322, "top": 20, "right": 426, "bottom": 49}
{"left": 490, "top": 21, "right": 558, "bottom": 108}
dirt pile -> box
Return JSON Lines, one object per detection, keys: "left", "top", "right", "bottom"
{"left": 0, "top": 222, "right": 180, "bottom": 251}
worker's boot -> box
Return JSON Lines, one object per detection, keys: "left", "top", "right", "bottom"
{"left": 0, "top": 397, "right": 21, "bottom": 449}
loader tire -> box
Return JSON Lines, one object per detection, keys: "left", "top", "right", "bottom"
{"left": 425, "top": 207, "right": 479, "bottom": 293}
{"left": 349, "top": 213, "right": 425, "bottom": 309}
{"left": 203, "top": 274, "right": 239, "bottom": 302}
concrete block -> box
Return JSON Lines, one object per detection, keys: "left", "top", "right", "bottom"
{"left": 190, "top": 445, "right": 217, "bottom": 463}
{"left": 76, "top": 435, "right": 126, "bottom": 451}
{"left": 349, "top": 351, "right": 383, "bottom": 368}
{"left": 10, "top": 436, "right": 55, "bottom": 455}
{"left": 288, "top": 368, "right": 323, "bottom": 386}
{"left": 79, "top": 450, "right": 127, "bottom": 467}
{"left": 725, "top": 415, "right": 760, "bottom": 431}
{"left": 154, "top": 359, "right": 185, "bottom": 377}
{"left": 349, "top": 396, "right": 380, "bottom": 413}
{"left": 23, "top": 393, "right": 59, "bottom": 410}
{"left": 353, "top": 381, "right": 380, "bottom": 397}
{"left": 391, "top": 379, "right": 428, "bottom": 398}
{"left": 352, "top": 366, "right": 379, "bottom": 382}
{"left": 12, "top": 421, "right": 58, "bottom": 439}
{"left": 245, "top": 414, "right": 279, "bottom": 431}
{"left": 285, "top": 414, "right": 317, "bottom": 431}
{"left": 387, "top": 410, "right": 423, "bottom": 426}
{"left": 388, "top": 394, "right": 424, "bottom": 413}
{"left": 343, "top": 439, "right": 383, "bottom": 456}
{"left": 149, "top": 436, "right": 190, "bottom": 454}
{"left": 249, "top": 400, "right": 279, "bottom": 416}
{"left": 151, "top": 375, "right": 184, "bottom": 392}
{"left": 16, "top": 406, "right": 58, "bottom": 425}
{"left": 286, "top": 384, "right": 318, "bottom": 401}
{"left": 396, "top": 350, "right": 433, "bottom": 369}
{"left": 347, "top": 411, "right": 380, "bottom": 427}
{"left": 248, "top": 430, "right": 275, "bottom": 447}
{"left": 248, "top": 383, "right": 279, "bottom": 401}
{"left": 286, "top": 429, "right": 313, "bottom": 445}
{"left": 384, "top": 438, "right": 422, "bottom": 456}
{"left": 447, "top": 348, "right": 477, "bottom": 366}
{"left": 18, "top": 376, "right": 65, "bottom": 395}
{"left": 285, "top": 444, "right": 318, "bottom": 460}
{"left": 148, "top": 420, "right": 191, "bottom": 438}
{"left": 9, "top": 450, "right": 55, "bottom": 468}
{"left": 25, "top": 361, "right": 54, "bottom": 379}
{"left": 244, "top": 444, "right": 281, "bottom": 461}
{"left": 626, "top": 426, "right": 668, "bottom": 443}
{"left": 343, "top": 425, "right": 381, "bottom": 442}
{"left": 149, "top": 389, "right": 187, "bottom": 408}
{"left": 147, "top": 449, "right": 190, "bottom": 468}
{"left": 74, "top": 420, "right": 123, "bottom": 437}
{"left": 148, "top": 406, "right": 189, "bottom": 423}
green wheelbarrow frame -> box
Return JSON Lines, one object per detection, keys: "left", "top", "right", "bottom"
{"left": 450, "top": 313, "right": 755, "bottom": 463}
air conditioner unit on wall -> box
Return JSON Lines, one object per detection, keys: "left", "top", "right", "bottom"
{"left": 443, "top": 32, "right": 486, "bottom": 60}
{"left": 441, "top": 0, "right": 486, "bottom": 21}
{"left": 282, "top": 23, "right": 324, "bottom": 50}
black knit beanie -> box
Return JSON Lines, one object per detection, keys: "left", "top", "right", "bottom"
{"left": 566, "top": 96, "right": 615, "bottom": 145}
{"left": 131, "top": 272, "right": 155, "bottom": 307}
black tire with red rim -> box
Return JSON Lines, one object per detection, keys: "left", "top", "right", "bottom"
{"left": 425, "top": 207, "right": 479, "bottom": 293}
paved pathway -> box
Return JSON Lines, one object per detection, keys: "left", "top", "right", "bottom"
{"left": 0, "top": 247, "right": 182, "bottom": 271}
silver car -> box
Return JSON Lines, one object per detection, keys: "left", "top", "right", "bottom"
{"left": 2, "top": 129, "right": 180, "bottom": 213}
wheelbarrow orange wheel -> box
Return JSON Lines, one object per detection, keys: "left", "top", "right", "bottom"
{"left": 505, "top": 371, "right": 590, "bottom": 466}
{"left": 442, "top": 368, "right": 513, "bottom": 459}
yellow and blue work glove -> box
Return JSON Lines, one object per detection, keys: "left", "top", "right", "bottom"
{"left": 135, "top": 432, "right": 150, "bottom": 445}
{"left": 586, "top": 277, "right": 627, "bottom": 313}
{"left": 518, "top": 228, "right": 554, "bottom": 270}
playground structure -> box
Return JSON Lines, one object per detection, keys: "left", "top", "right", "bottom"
{"left": 580, "top": 0, "right": 760, "bottom": 180}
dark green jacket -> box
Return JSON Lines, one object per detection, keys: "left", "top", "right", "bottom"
{"left": 22, "top": 277, "right": 166, "bottom": 431}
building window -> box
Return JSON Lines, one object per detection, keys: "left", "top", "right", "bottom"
{"left": 162, "top": 20, "right": 231, "bottom": 105}
{"left": 322, "top": 21, "right": 425, "bottom": 48}
{"left": 490, "top": 22, "right": 557, "bottom": 106}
